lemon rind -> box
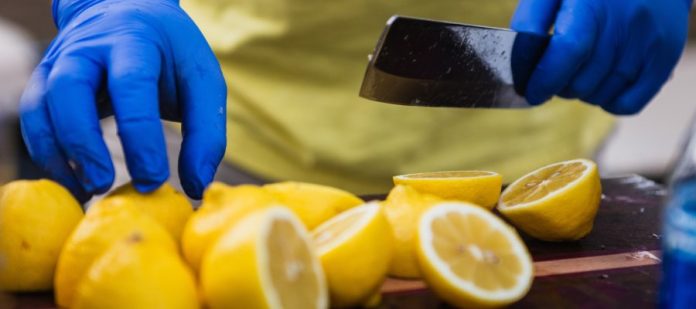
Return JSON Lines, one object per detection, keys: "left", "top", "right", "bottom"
{"left": 418, "top": 202, "right": 534, "bottom": 301}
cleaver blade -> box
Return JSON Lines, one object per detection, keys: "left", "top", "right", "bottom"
{"left": 359, "top": 16, "right": 549, "bottom": 108}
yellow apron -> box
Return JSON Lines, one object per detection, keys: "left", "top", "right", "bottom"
{"left": 181, "top": 0, "right": 615, "bottom": 194}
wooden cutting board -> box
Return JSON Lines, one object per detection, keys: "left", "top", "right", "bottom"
{"left": 376, "top": 175, "right": 666, "bottom": 308}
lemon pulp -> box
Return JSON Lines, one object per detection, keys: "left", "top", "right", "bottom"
{"left": 501, "top": 161, "right": 587, "bottom": 206}
{"left": 430, "top": 212, "right": 524, "bottom": 291}
{"left": 312, "top": 207, "right": 368, "bottom": 249}
{"left": 310, "top": 203, "right": 392, "bottom": 307}
{"left": 417, "top": 203, "right": 533, "bottom": 308}
{"left": 397, "top": 171, "right": 496, "bottom": 179}
{"left": 393, "top": 170, "right": 502, "bottom": 210}
{"left": 497, "top": 159, "right": 602, "bottom": 241}
{"left": 267, "top": 219, "right": 322, "bottom": 309}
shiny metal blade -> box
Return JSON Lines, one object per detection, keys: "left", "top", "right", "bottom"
{"left": 359, "top": 16, "right": 549, "bottom": 108}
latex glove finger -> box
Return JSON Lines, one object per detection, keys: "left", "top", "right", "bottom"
{"left": 511, "top": 0, "right": 562, "bottom": 35}
{"left": 607, "top": 45, "right": 684, "bottom": 115}
{"left": 522, "top": 0, "right": 598, "bottom": 105}
{"left": 582, "top": 73, "right": 632, "bottom": 109}
{"left": 602, "top": 6, "right": 688, "bottom": 115}
{"left": 46, "top": 53, "right": 114, "bottom": 194}
{"left": 19, "top": 64, "right": 91, "bottom": 202}
{"left": 558, "top": 16, "right": 618, "bottom": 99}
{"left": 171, "top": 25, "right": 227, "bottom": 199}
{"left": 583, "top": 15, "right": 652, "bottom": 108}
{"left": 108, "top": 39, "right": 169, "bottom": 193}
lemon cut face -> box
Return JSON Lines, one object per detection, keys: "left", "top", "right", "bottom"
{"left": 398, "top": 171, "right": 495, "bottom": 178}
{"left": 312, "top": 202, "right": 393, "bottom": 307}
{"left": 313, "top": 202, "right": 381, "bottom": 251}
{"left": 417, "top": 203, "right": 533, "bottom": 308}
{"left": 267, "top": 213, "right": 326, "bottom": 309}
{"left": 500, "top": 160, "right": 590, "bottom": 207}
{"left": 201, "top": 207, "right": 327, "bottom": 309}
{"left": 497, "top": 159, "right": 602, "bottom": 241}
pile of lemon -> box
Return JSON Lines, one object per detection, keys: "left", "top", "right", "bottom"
{"left": 0, "top": 158, "right": 601, "bottom": 308}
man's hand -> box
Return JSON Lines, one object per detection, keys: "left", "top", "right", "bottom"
{"left": 512, "top": 0, "right": 691, "bottom": 115}
{"left": 20, "top": 0, "right": 227, "bottom": 202}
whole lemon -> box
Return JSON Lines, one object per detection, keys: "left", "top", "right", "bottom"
{"left": 94, "top": 183, "right": 193, "bottom": 241}
{"left": 0, "top": 180, "right": 83, "bottom": 291}
{"left": 264, "top": 182, "right": 364, "bottom": 229}
{"left": 382, "top": 185, "right": 442, "bottom": 279}
{"left": 182, "top": 183, "right": 277, "bottom": 272}
{"left": 73, "top": 232, "right": 199, "bottom": 309}
{"left": 55, "top": 201, "right": 176, "bottom": 307}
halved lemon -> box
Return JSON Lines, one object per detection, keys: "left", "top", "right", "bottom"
{"left": 393, "top": 171, "right": 502, "bottom": 209}
{"left": 417, "top": 202, "right": 533, "bottom": 308}
{"left": 497, "top": 159, "right": 601, "bottom": 241}
{"left": 312, "top": 202, "right": 393, "bottom": 307}
{"left": 201, "top": 207, "right": 328, "bottom": 309}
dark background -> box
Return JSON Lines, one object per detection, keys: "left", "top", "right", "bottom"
{"left": 1, "top": 1, "right": 56, "bottom": 42}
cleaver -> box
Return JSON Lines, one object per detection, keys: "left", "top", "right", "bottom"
{"left": 359, "top": 16, "right": 549, "bottom": 108}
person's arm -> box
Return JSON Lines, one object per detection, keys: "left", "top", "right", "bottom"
{"left": 20, "top": 0, "right": 227, "bottom": 202}
{"left": 512, "top": 0, "right": 692, "bottom": 115}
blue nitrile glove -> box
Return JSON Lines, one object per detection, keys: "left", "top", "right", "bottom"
{"left": 512, "top": 0, "right": 691, "bottom": 115}
{"left": 19, "top": 0, "right": 227, "bottom": 202}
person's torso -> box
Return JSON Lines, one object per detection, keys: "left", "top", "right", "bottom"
{"left": 181, "top": 0, "right": 615, "bottom": 194}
